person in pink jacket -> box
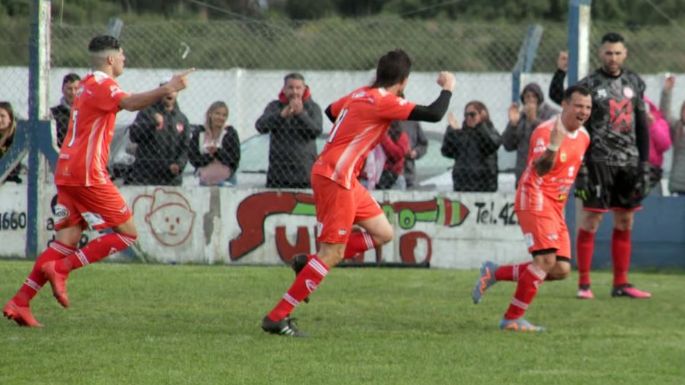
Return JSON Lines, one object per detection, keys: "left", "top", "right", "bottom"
{"left": 644, "top": 96, "right": 672, "bottom": 191}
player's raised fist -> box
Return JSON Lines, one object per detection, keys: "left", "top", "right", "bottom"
{"left": 437, "top": 71, "right": 455, "bottom": 92}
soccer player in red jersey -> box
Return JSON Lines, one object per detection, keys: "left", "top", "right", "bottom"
{"left": 2, "top": 35, "right": 193, "bottom": 327}
{"left": 261, "top": 49, "right": 455, "bottom": 336}
{"left": 471, "top": 85, "right": 592, "bottom": 332}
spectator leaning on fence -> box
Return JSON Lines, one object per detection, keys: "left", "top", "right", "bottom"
{"left": 189, "top": 101, "right": 241, "bottom": 186}
{"left": 255, "top": 72, "right": 323, "bottom": 189}
{"left": 0, "top": 101, "right": 22, "bottom": 184}
{"left": 50, "top": 73, "right": 80, "bottom": 148}
{"left": 659, "top": 74, "right": 685, "bottom": 195}
{"left": 503, "top": 82, "right": 559, "bottom": 185}
{"left": 643, "top": 96, "right": 671, "bottom": 192}
{"left": 398, "top": 120, "right": 428, "bottom": 189}
{"left": 441, "top": 101, "right": 502, "bottom": 192}
{"left": 376, "top": 120, "right": 411, "bottom": 190}
{"left": 126, "top": 81, "right": 190, "bottom": 186}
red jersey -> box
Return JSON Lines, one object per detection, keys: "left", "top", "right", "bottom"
{"left": 312, "top": 86, "right": 415, "bottom": 189}
{"left": 55, "top": 71, "right": 129, "bottom": 186}
{"left": 515, "top": 117, "right": 590, "bottom": 213}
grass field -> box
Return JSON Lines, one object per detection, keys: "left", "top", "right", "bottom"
{"left": 1, "top": 260, "right": 684, "bottom": 385}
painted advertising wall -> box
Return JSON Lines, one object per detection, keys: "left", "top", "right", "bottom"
{"left": 0, "top": 184, "right": 530, "bottom": 268}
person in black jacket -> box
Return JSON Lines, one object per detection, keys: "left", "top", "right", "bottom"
{"left": 441, "top": 101, "right": 502, "bottom": 192}
{"left": 255, "top": 73, "right": 323, "bottom": 188}
{"left": 189, "top": 101, "right": 240, "bottom": 186}
{"left": 50, "top": 73, "right": 80, "bottom": 148}
{"left": 0, "top": 101, "right": 22, "bottom": 183}
{"left": 125, "top": 84, "right": 190, "bottom": 186}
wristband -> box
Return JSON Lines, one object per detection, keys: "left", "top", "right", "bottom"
{"left": 547, "top": 143, "right": 560, "bottom": 152}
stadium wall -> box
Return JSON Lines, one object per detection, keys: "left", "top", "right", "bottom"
{"left": 0, "top": 184, "right": 683, "bottom": 268}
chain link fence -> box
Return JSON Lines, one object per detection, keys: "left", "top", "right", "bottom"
{"left": 2, "top": 17, "right": 685, "bottom": 192}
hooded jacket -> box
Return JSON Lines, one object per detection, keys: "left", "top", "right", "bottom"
{"left": 502, "top": 82, "right": 559, "bottom": 184}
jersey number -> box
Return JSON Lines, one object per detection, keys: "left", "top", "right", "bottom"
{"left": 328, "top": 108, "right": 348, "bottom": 143}
{"left": 67, "top": 109, "right": 78, "bottom": 147}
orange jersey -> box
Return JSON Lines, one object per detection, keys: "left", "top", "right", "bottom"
{"left": 312, "top": 86, "right": 415, "bottom": 189}
{"left": 55, "top": 71, "right": 129, "bottom": 186}
{"left": 515, "top": 118, "right": 590, "bottom": 213}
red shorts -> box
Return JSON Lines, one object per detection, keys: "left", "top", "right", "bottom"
{"left": 516, "top": 209, "right": 570, "bottom": 258}
{"left": 311, "top": 174, "right": 383, "bottom": 244}
{"left": 54, "top": 183, "right": 132, "bottom": 231}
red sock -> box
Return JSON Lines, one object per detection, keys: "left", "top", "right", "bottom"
{"left": 611, "top": 228, "right": 631, "bottom": 287}
{"left": 504, "top": 264, "right": 546, "bottom": 320}
{"left": 268, "top": 254, "right": 329, "bottom": 321}
{"left": 495, "top": 262, "right": 531, "bottom": 281}
{"left": 344, "top": 230, "right": 376, "bottom": 259}
{"left": 55, "top": 232, "right": 136, "bottom": 274}
{"left": 12, "top": 241, "right": 76, "bottom": 306}
{"left": 576, "top": 228, "right": 595, "bottom": 288}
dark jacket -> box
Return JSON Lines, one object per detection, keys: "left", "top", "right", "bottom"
{"left": 441, "top": 121, "right": 502, "bottom": 192}
{"left": 189, "top": 125, "right": 241, "bottom": 173}
{"left": 255, "top": 89, "right": 323, "bottom": 188}
{"left": 502, "top": 83, "right": 559, "bottom": 183}
{"left": 50, "top": 100, "right": 71, "bottom": 148}
{"left": 0, "top": 128, "right": 22, "bottom": 183}
{"left": 126, "top": 100, "right": 190, "bottom": 186}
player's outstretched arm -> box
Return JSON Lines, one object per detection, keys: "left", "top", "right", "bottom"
{"left": 120, "top": 68, "right": 195, "bottom": 112}
{"left": 407, "top": 71, "right": 455, "bottom": 122}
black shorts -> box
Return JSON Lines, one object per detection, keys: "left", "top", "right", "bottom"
{"left": 583, "top": 162, "right": 643, "bottom": 211}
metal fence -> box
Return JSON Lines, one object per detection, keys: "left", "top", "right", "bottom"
{"left": 2, "top": 17, "right": 685, "bottom": 192}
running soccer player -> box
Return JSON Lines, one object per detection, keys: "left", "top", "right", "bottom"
{"left": 3, "top": 35, "right": 193, "bottom": 327}
{"left": 472, "top": 85, "right": 592, "bottom": 332}
{"left": 261, "top": 49, "right": 455, "bottom": 337}
{"left": 549, "top": 32, "right": 652, "bottom": 299}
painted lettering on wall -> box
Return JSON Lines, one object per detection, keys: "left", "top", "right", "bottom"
{"left": 474, "top": 201, "right": 518, "bottom": 226}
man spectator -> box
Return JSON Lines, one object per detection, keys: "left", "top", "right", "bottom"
{"left": 503, "top": 82, "right": 559, "bottom": 184}
{"left": 126, "top": 82, "right": 190, "bottom": 186}
{"left": 549, "top": 32, "right": 652, "bottom": 299}
{"left": 659, "top": 74, "right": 685, "bottom": 195}
{"left": 50, "top": 73, "right": 80, "bottom": 148}
{"left": 255, "top": 73, "right": 323, "bottom": 188}
{"left": 397, "top": 120, "right": 428, "bottom": 189}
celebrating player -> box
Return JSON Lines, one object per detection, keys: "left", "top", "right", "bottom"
{"left": 261, "top": 49, "right": 455, "bottom": 337}
{"left": 3, "top": 35, "right": 193, "bottom": 327}
{"left": 472, "top": 85, "right": 592, "bottom": 332}
{"left": 549, "top": 32, "right": 652, "bottom": 299}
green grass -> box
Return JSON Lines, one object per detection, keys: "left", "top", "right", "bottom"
{"left": 1, "top": 261, "right": 684, "bottom": 385}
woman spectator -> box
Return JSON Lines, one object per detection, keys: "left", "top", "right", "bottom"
{"left": 0, "top": 101, "right": 22, "bottom": 183}
{"left": 644, "top": 96, "right": 671, "bottom": 192}
{"left": 659, "top": 75, "right": 685, "bottom": 195}
{"left": 376, "top": 121, "right": 410, "bottom": 190}
{"left": 441, "top": 101, "right": 502, "bottom": 192}
{"left": 189, "top": 101, "right": 241, "bottom": 186}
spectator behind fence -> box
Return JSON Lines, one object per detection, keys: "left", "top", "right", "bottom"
{"left": 189, "top": 101, "right": 241, "bottom": 186}
{"left": 659, "top": 74, "right": 685, "bottom": 195}
{"left": 643, "top": 96, "right": 671, "bottom": 192}
{"left": 398, "top": 120, "right": 428, "bottom": 189}
{"left": 126, "top": 82, "right": 190, "bottom": 186}
{"left": 50, "top": 73, "right": 80, "bottom": 148}
{"left": 503, "top": 82, "right": 559, "bottom": 184}
{"left": 0, "top": 101, "right": 22, "bottom": 183}
{"left": 359, "top": 144, "right": 386, "bottom": 190}
{"left": 255, "top": 73, "right": 323, "bottom": 188}
{"left": 376, "top": 121, "right": 410, "bottom": 190}
{"left": 441, "top": 101, "right": 502, "bottom": 192}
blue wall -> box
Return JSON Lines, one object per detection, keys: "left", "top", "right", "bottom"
{"left": 566, "top": 196, "right": 685, "bottom": 268}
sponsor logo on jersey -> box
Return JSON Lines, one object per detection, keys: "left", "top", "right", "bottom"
{"left": 338, "top": 228, "right": 347, "bottom": 236}
{"left": 81, "top": 212, "right": 105, "bottom": 228}
{"left": 596, "top": 89, "right": 608, "bottom": 99}
{"left": 560, "top": 151, "right": 567, "bottom": 162}
{"left": 54, "top": 204, "right": 69, "bottom": 223}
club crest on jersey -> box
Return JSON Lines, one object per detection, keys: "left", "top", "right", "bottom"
{"left": 560, "top": 152, "right": 567, "bottom": 162}
{"left": 533, "top": 138, "right": 546, "bottom": 153}
{"left": 623, "top": 87, "right": 634, "bottom": 99}
{"left": 176, "top": 122, "right": 185, "bottom": 133}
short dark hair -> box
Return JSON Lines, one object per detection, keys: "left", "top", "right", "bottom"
{"left": 284, "top": 72, "right": 305, "bottom": 84}
{"left": 88, "top": 35, "right": 121, "bottom": 53}
{"left": 371, "top": 49, "right": 412, "bottom": 88}
{"left": 62, "top": 73, "right": 80, "bottom": 86}
{"left": 563, "top": 84, "right": 592, "bottom": 101}
{"left": 601, "top": 32, "right": 624, "bottom": 44}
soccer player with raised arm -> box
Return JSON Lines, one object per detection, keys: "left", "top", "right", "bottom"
{"left": 472, "top": 85, "right": 592, "bottom": 332}
{"left": 549, "top": 32, "right": 652, "bottom": 299}
{"left": 261, "top": 49, "right": 455, "bottom": 337}
{"left": 3, "top": 35, "right": 193, "bottom": 327}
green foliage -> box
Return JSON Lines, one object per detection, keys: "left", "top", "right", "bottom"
{"left": 1, "top": 261, "right": 684, "bottom": 385}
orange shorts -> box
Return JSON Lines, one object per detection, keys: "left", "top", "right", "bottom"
{"left": 311, "top": 174, "right": 383, "bottom": 244}
{"left": 54, "top": 183, "right": 132, "bottom": 231}
{"left": 516, "top": 209, "right": 570, "bottom": 258}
